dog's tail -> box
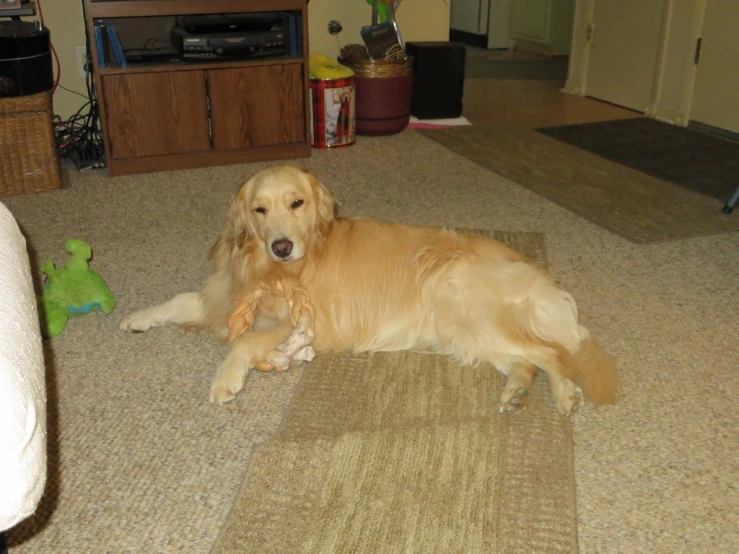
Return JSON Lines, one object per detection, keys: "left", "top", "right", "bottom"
{"left": 503, "top": 266, "right": 620, "bottom": 405}
{"left": 561, "top": 331, "right": 620, "bottom": 405}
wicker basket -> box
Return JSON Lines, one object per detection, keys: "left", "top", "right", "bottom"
{"left": 0, "top": 92, "right": 62, "bottom": 197}
{"left": 339, "top": 57, "right": 414, "bottom": 137}
{"left": 341, "top": 57, "right": 414, "bottom": 79}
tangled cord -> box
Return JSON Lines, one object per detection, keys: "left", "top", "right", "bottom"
{"left": 52, "top": 28, "right": 106, "bottom": 170}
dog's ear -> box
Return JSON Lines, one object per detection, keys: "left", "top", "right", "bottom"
{"left": 211, "top": 185, "right": 254, "bottom": 267}
{"left": 225, "top": 186, "right": 254, "bottom": 248}
{"left": 305, "top": 172, "right": 336, "bottom": 235}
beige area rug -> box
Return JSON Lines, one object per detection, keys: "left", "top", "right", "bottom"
{"left": 419, "top": 126, "right": 739, "bottom": 244}
{"left": 212, "top": 231, "right": 578, "bottom": 554}
{"left": 213, "top": 351, "right": 577, "bottom": 554}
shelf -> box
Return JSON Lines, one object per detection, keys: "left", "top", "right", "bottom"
{"left": 0, "top": 1, "right": 35, "bottom": 18}
{"left": 0, "top": 2, "right": 36, "bottom": 19}
{"left": 86, "top": 0, "right": 305, "bottom": 19}
{"left": 98, "top": 56, "right": 303, "bottom": 76}
{"left": 83, "top": 0, "right": 311, "bottom": 176}
{"left": 106, "top": 142, "right": 311, "bottom": 176}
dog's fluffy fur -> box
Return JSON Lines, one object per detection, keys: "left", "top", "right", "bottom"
{"left": 121, "top": 165, "right": 620, "bottom": 414}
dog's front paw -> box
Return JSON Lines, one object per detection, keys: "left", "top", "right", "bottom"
{"left": 209, "top": 375, "right": 245, "bottom": 404}
{"left": 265, "top": 352, "right": 292, "bottom": 370}
{"left": 119, "top": 310, "right": 155, "bottom": 333}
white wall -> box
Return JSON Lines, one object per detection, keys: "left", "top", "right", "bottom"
{"left": 24, "top": 1, "right": 87, "bottom": 120}
{"left": 308, "top": 0, "right": 451, "bottom": 60}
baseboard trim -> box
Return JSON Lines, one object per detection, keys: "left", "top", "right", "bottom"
{"left": 511, "top": 38, "right": 555, "bottom": 57}
{"left": 449, "top": 29, "right": 488, "bottom": 49}
{"left": 688, "top": 121, "right": 739, "bottom": 142}
{"left": 647, "top": 103, "right": 686, "bottom": 126}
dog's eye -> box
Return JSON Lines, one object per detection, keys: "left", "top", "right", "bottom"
{"left": 254, "top": 207, "right": 267, "bottom": 215}
{"left": 291, "top": 199, "right": 304, "bottom": 210}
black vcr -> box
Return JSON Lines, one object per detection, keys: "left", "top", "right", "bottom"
{"left": 171, "top": 13, "right": 297, "bottom": 62}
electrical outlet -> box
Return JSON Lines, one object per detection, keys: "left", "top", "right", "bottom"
{"left": 75, "top": 46, "right": 88, "bottom": 78}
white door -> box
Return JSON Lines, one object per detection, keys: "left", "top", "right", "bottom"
{"left": 487, "top": 0, "right": 513, "bottom": 49}
{"left": 451, "top": 0, "right": 487, "bottom": 35}
{"left": 586, "top": 0, "right": 664, "bottom": 112}
{"left": 511, "top": 0, "right": 551, "bottom": 44}
{"left": 690, "top": 0, "right": 739, "bottom": 133}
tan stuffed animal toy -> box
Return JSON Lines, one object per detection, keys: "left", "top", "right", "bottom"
{"left": 227, "top": 279, "right": 316, "bottom": 372}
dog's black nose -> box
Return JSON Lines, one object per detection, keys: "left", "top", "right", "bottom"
{"left": 271, "top": 239, "right": 293, "bottom": 259}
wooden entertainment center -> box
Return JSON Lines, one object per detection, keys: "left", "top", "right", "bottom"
{"left": 82, "top": 0, "right": 311, "bottom": 176}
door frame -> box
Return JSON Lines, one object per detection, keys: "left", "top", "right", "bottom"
{"left": 686, "top": 0, "right": 739, "bottom": 135}
{"left": 450, "top": 0, "right": 490, "bottom": 48}
{"left": 563, "top": 0, "right": 706, "bottom": 127}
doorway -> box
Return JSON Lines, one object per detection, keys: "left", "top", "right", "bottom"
{"left": 585, "top": 0, "right": 665, "bottom": 112}
{"left": 689, "top": 0, "right": 739, "bottom": 135}
{"left": 450, "top": 0, "right": 575, "bottom": 56}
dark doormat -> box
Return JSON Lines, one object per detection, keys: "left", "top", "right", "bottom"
{"left": 537, "top": 117, "right": 739, "bottom": 203}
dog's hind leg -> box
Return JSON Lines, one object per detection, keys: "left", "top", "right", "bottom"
{"left": 528, "top": 351, "right": 583, "bottom": 416}
{"left": 120, "top": 292, "right": 204, "bottom": 332}
{"left": 548, "top": 372, "right": 583, "bottom": 416}
{"left": 496, "top": 360, "right": 536, "bottom": 414}
{"left": 209, "top": 320, "right": 294, "bottom": 404}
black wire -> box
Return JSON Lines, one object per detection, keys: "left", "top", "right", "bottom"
{"left": 56, "top": 83, "right": 89, "bottom": 100}
{"left": 143, "top": 37, "right": 172, "bottom": 50}
{"left": 53, "top": 9, "right": 106, "bottom": 170}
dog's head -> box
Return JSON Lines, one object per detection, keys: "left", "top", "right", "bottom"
{"left": 224, "top": 165, "right": 335, "bottom": 264}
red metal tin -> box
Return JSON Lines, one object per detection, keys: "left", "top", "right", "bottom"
{"left": 309, "top": 76, "right": 356, "bottom": 149}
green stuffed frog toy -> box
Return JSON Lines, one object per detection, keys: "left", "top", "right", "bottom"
{"left": 37, "top": 239, "right": 115, "bottom": 338}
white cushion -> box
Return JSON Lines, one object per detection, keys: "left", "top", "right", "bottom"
{"left": 0, "top": 201, "right": 47, "bottom": 532}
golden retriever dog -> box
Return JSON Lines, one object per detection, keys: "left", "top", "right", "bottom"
{"left": 120, "top": 165, "right": 620, "bottom": 415}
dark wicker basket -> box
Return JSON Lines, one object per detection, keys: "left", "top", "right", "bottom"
{"left": 341, "top": 57, "right": 414, "bottom": 79}
{"left": 0, "top": 92, "right": 61, "bottom": 197}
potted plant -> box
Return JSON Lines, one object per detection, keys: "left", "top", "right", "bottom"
{"left": 337, "top": 0, "right": 414, "bottom": 136}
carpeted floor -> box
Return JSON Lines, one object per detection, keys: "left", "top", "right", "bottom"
{"left": 2, "top": 130, "right": 738, "bottom": 553}
{"left": 537, "top": 117, "right": 739, "bottom": 202}
{"left": 420, "top": 125, "right": 739, "bottom": 243}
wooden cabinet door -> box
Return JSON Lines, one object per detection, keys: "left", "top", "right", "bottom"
{"left": 207, "top": 64, "right": 305, "bottom": 150}
{"left": 102, "top": 71, "right": 211, "bottom": 159}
